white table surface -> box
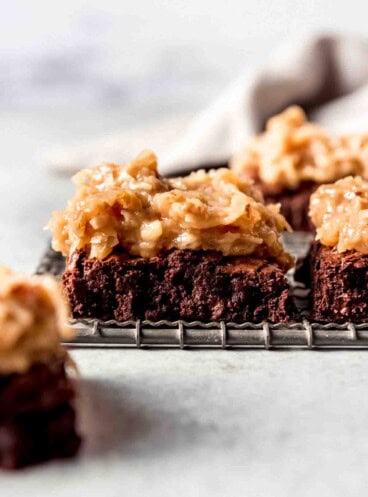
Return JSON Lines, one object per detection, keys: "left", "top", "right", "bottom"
{"left": 1, "top": 109, "right": 368, "bottom": 497}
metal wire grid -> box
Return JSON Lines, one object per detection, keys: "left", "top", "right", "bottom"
{"left": 36, "top": 240, "right": 368, "bottom": 349}
{"left": 67, "top": 319, "right": 368, "bottom": 349}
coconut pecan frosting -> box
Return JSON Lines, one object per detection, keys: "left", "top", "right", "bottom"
{"left": 49, "top": 150, "right": 293, "bottom": 269}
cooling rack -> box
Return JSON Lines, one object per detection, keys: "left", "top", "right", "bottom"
{"left": 36, "top": 234, "right": 368, "bottom": 349}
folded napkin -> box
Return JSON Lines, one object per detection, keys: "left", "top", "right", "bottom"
{"left": 45, "top": 34, "right": 368, "bottom": 177}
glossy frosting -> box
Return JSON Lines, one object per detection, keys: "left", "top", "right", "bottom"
{"left": 231, "top": 106, "right": 368, "bottom": 190}
{"left": 310, "top": 176, "right": 368, "bottom": 254}
{"left": 49, "top": 150, "right": 294, "bottom": 269}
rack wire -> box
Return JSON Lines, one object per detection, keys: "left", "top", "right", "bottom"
{"left": 66, "top": 318, "right": 368, "bottom": 349}
{"left": 36, "top": 235, "right": 368, "bottom": 349}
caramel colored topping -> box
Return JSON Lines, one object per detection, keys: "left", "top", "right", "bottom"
{"left": 310, "top": 176, "right": 368, "bottom": 254}
{"left": 231, "top": 106, "right": 368, "bottom": 190}
{"left": 49, "top": 150, "right": 294, "bottom": 269}
{"left": 0, "top": 267, "right": 73, "bottom": 374}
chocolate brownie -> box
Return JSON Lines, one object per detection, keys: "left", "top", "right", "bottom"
{"left": 307, "top": 242, "right": 368, "bottom": 323}
{"left": 0, "top": 362, "right": 81, "bottom": 470}
{"left": 63, "top": 249, "right": 294, "bottom": 323}
{"left": 260, "top": 181, "right": 317, "bottom": 232}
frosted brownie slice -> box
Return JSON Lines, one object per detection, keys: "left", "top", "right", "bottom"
{"left": 49, "top": 150, "right": 295, "bottom": 323}
{"left": 231, "top": 106, "right": 368, "bottom": 231}
{"left": 0, "top": 267, "right": 81, "bottom": 469}
{"left": 307, "top": 176, "right": 368, "bottom": 322}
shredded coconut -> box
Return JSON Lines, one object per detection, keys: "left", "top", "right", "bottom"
{"left": 49, "top": 150, "right": 293, "bottom": 269}
{"left": 310, "top": 176, "right": 368, "bottom": 254}
{"left": 0, "top": 267, "right": 73, "bottom": 374}
{"left": 231, "top": 106, "right": 368, "bottom": 190}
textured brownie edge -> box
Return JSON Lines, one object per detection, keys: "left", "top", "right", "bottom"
{"left": 63, "top": 249, "right": 295, "bottom": 323}
{"left": 0, "top": 361, "right": 81, "bottom": 470}
{"left": 307, "top": 242, "right": 368, "bottom": 323}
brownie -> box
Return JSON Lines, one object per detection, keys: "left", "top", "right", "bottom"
{"left": 307, "top": 241, "right": 368, "bottom": 323}
{"left": 63, "top": 248, "right": 294, "bottom": 323}
{"left": 259, "top": 181, "right": 317, "bottom": 232}
{"left": 0, "top": 361, "right": 81, "bottom": 469}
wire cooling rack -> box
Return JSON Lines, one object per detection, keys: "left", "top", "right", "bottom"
{"left": 66, "top": 319, "right": 368, "bottom": 349}
{"left": 36, "top": 234, "right": 368, "bottom": 349}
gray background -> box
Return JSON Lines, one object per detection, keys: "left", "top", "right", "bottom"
{"left": 1, "top": 2, "right": 368, "bottom": 496}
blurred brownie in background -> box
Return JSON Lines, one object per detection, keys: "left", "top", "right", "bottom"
{"left": 231, "top": 106, "right": 368, "bottom": 231}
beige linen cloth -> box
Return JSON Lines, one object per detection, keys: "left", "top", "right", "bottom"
{"left": 45, "top": 34, "right": 368, "bottom": 176}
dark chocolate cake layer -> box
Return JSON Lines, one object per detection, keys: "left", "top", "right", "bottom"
{"left": 260, "top": 181, "right": 317, "bottom": 232}
{"left": 308, "top": 242, "right": 368, "bottom": 323}
{"left": 0, "top": 362, "right": 81, "bottom": 470}
{"left": 63, "top": 249, "right": 294, "bottom": 323}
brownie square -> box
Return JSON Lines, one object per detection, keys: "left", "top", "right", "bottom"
{"left": 63, "top": 249, "right": 294, "bottom": 323}
{"left": 308, "top": 242, "right": 368, "bottom": 323}
{"left": 0, "top": 362, "right": 81, "bottom": 469}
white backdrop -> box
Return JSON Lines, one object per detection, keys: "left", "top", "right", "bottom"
{"left": 1, "top": 0, "right": 367, "bottom": 117}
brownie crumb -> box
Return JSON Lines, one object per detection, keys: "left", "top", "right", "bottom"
{"left": 63, "top": 249, "right": 294, "bottom": 323}
{"left": 0, "top": 362, "right": 81, "bottom": 470}
{"left": 307, "top": 242, "right": 368, "bottom": 323}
